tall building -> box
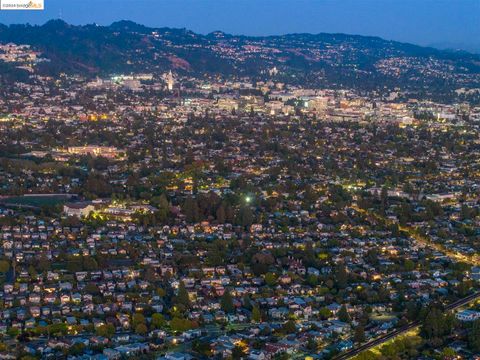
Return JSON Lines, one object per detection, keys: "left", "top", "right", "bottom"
{"left": 166, "top": 70, "right": 174, "bottom": 91}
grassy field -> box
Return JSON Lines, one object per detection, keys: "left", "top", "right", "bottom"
{"left": 2, "top": 195, "right": 68, "bottom": 207}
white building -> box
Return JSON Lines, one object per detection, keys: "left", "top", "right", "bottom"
{"left": 63, "top": 202, "right": 95, "bottom": 218}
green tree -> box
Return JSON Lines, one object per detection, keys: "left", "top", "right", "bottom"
{"left": 95, "top": 324, "right": 115, "bottom": 338}
{"left": 184, "top": 196, "right": 200, "bottom": 223}
{"left": 264, "top": 272, "right": 277, "bottom": 287}
{"left": 354, "top": 326, "right": 365, "bottom": 343}
{"left": 7, "top": 327, "right": 19, "bottom": 338}
{"left": 216, "top": 204, "right": 226, "bottom": 224}
{"left": 404, "top": 259, "right": 415, "bottom": 272}
{"left": 152, "top": 193, "right": 169, "bottom": 222}
{"left": 335, "top": 265, "right": 348, "bottom": 289}
{"left": 252, "top": 305, "right": 261, "bottom": 323}
{"left": 132, "top": 313, "right": 146, "bottom": 329}
{"left": 239, "top": 206, "right": 254, "bottom": 229}
{"left": 243, "top": 294, "right": 252, "bottom": 310}
{"left": 175, "top": 281, "right": 191, "bottom": 309}
{"left": 221, "top": 289, "right": 235, "bottom": 314}
{"left": 338, "top": 305, "right": 350, "bottom": 323}
{"left": 307, "top": 274, "right": 318, "bottom": 286}
{"left": 156, "top": 287, "right": 166, "bottom": 298}
{"left": 353, "top": 350, "right": 380, "bottom": 360}
{"left": 37, "top": 255, "right": 51, "bottom": 272}
{"left": 135, "top": 323, "right": 148, "bottom": 335}
{"left": 421, "top": 308, "right": 454, "bottom": 341}
{"left": 468, "top": 319, "right": 480, "bottom": 352}
{"left": 83, "top": 256, "right": 98, "bottom": 271}
{"left": 170, "top": 317, "right": 195, "bottom": 333}
{"left": 151, "top": 313, "right": 166, "bottom": 329}
{"left": 319, "top": 307, "right": 332, "bottom": 320}
{"left": 0, "top": 260, "right": 9, "bottom": 273}
{"left": 192, "top": 339, "right": 212, "bottom": 357}
{"left": 282, "top": 320, "right": 296, "bottom": 334}
{"left": 232, "top": 344, "right": 246, "bottom": 359}
{"left": 68, "top": 343, "right": 86, "bottom": 356}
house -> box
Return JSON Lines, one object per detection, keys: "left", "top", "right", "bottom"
{"left": 162, "top": 353, "right": 193, "bottom": 360}
{"left": 248, "top": 350, "right": 267, "bottom": 360}
{"left": 455, "top": 309, "right": 480, "bottom": 322}
{"left": 103, "top": 348, "right": 121, "bottom": 360}
{"left": 471, "top": 267, "right": 480, "bottom": 282}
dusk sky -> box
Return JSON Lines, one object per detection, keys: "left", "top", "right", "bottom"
{"left": 0, "top": 0, "right": 479, "bottom": 52}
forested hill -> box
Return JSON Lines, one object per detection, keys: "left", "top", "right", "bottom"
{"left": 1, "top": 20, "right": 480, "bottom": 99}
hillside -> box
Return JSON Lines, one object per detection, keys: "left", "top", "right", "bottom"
{"left": 1, "top": 20, "right": 480, "bottom": 99}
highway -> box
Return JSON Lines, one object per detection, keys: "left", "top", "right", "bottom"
{"left": 332, "top": 291, "right": 480, "bottom": 360}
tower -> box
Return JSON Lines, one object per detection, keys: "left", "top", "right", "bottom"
{"left": 167, "top": 70, "right": 174, "bottom": 91}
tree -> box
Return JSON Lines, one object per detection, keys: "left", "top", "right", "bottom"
{"left": 335, "top": 265, "right": 348, "bottom": 289}
{"left": 242, "top": 294, "right": 252, "bottom": 310}
{"left": 84, "top": 283, "right": 100, "bottom": 295}
{"left": 264, "top": 272, "right": 277, "bottom": 287}
{"left": 192, "top": 339, "right": 212, "bottom": 357}
{"left": 170, "top": 317, "right": 195, "bottom": 333}
{"left": 307, "top": 338, "right": 318, "bottom": 351}
{"left": 156, "top": 287, "right": 166, "bottom": 298}
{"left": 353, "top": 350, "right": 380, "bottom": 360}
{"left": 132, "top": 313, "right": 146, "bottom": 329}
{"left": 354, "top": 326, "right": 365, "bottom": 343}
{"left": 151, "top": 313, "right": 166, "bottom": 329}
{"left": 380, "top": 186, "right": 388, "bottom": 213}
{"left": 319, "top": 307, "right": 332, "bottom": 320}
{"left": 307, "top": 274, "right": 318, "bottom": 286}
{"left": 83, "top": 256, "right": 98, "bottom": 271}
{"left": 221, "top": 289, "right": 235, "bottom": 314}
{"left": 144, "top": 266, "right": 158, "bottom": 282}
{"left": 252, "top": 305, "right": 261, "bottom": 323}
{"left": 37, "top": 255, "right": 51, "bottom": 272}
{"left": 239, "top": 206, "right": 254, "bottom": 229}
{"left": 135, "top": 323, "right": 148, "bottom": 335}
{"left": 216, "top": 204, "right": 226, "bottom": 224}
{"left": 0, "top": 260, "right": 9, "bottom": 273}
{"left": 96, "top": 324, "right": 115, "bottom": 338}
{"left": 175, "top": 281, "right": 191, "bottom": 309}
{"left": 404, "top": 259, "right": 415, "bottom": 272}
{"left": 184, "top": 196, "right": 200, "bottom": 223}
{"left": 282, "top": 320, "right": 296, "bottom": 334}
{"left": 152, "top": 193, "right": 169, "bottom": 222}
{"left": 7, "top": 327, "right": 19, "bottom": 338}
{"left": 468, "top": 319, "right": 480, "bottom": 352}
{"left": 68, "top": 343, "right": 86, "bottom": 356}
{"left": 338, "top": 305, "right": 350, "bottom": 323}
{"left": 421, "top": 308, "right": 454, "bottom": 341}
{"left": 28, "top": 265, "right": 37, "bottom": 280}
{"left": 232, "top": 344, "right": 246, "bottom": 359}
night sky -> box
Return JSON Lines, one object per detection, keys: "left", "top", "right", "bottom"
{"left": 0, "top": 0, "right": 479, "bottom": 52}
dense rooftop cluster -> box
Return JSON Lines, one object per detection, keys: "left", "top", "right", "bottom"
{"left": 0, "top": 50, "right": 479, "bottom": 360}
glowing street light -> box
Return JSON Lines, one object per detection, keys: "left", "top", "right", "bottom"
{"left": 245, "top": 196, "right": 252, "bottom": 204}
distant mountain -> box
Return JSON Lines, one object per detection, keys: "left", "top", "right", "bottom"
{"left": 428, "top": 41, "right": 480, "bottom": 55}
{"left": 1, "top": 20, "right": 480, "bottom": 99}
